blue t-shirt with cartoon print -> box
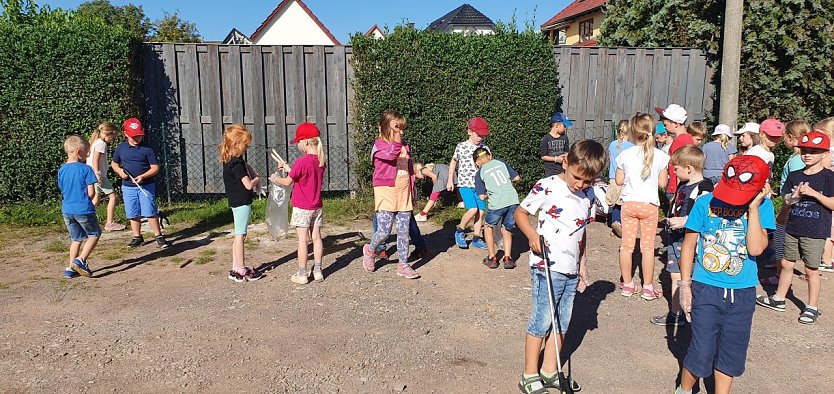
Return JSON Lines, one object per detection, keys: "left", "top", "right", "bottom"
{"left": 684, "top": 193, "right": 775, "bottom": 289}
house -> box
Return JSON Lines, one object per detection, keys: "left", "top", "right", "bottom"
{"left": 222, "top": 28, "right": 252, "bottom": 45}
{"left": 249, "top": 0, "right": 341, "bottom": 45}
{"left": 427, "top": 4, "right": 495, "bottom": 35}
{"left": 365, "top": 24, "right": 386, "bottom": 39}
{"left": 541, "top": 0, "right": 606, "bottom": 46}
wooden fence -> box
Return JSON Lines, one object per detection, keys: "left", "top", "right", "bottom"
{"left": 554, "top": 47, "right": 714, "bottom": 142}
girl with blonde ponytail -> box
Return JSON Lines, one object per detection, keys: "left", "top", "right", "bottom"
{"left": 614, "top": 113, "right": 670, "bottom": 300}
{"left": 86, "top": 122, "right": 125, "bottom": 231}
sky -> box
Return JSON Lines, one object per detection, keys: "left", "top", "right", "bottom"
{"left": 24, "top": 0, "right": 573, "bottom": 43}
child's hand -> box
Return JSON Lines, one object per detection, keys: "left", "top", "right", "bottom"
{"left": 667, "top": 216, "right": 687, "bottom": 229}
{"left": 118, "top": 170, "right": 128, "bottom": 180}
{"left": 529, "top": 236, "right": 544, "bottom": 255}
{"left": 749, "top": 182, "right": 771, "bottom": 209}
{"left": 678, "top": 280, "right": 693, "bottom": 322}
{"left": 797, "top": 182, "right": 819, "bottom": 199}
{"left": 269, "top": 173, "right": 281, "bottom": 185}
{"left": 134, "top": 175, "right": 144, "bottom": 184}
{"left": 446, "top": 180, "right": 454, "bottom": 192}
{"left": 577, "top": 262, "right": 589, "bottom": 293}
{"left": 281, "top": 163, "right": 291, "bottom": 173}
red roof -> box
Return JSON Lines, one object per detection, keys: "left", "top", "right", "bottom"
{"left": 575, "top": 38, "right": 598, "bottom": 47}
{"left": 365, "top": 24, "right": 385, "bottom": 38}
{"left": 250, "top": 0, "right": 341, "bottom": 45}
{"left": 541, "top": 0, "right": 606, "bottom": 29}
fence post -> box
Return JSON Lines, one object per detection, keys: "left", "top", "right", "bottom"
{"left": 162, "top": 122, "right": 172, "bottom": 205}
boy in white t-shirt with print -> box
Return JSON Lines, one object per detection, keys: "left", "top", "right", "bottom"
{"left": 515, "top": 140, "right": 609, "bottom": 394}
{"left": 447, "top": 117, "right": 491, "bottom": 250}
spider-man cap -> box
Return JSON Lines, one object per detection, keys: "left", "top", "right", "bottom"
{"left": 796, "top": 131, "right": 830, "bottom": 151}
{"left": 713, "top": 155, "right": 770, "bottom": 206}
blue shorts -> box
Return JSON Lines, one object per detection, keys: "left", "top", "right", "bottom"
{"left": 527, "top": 268, "right": 577, "bottom": 337}
{"left": 231, "top": 204, "right": 252, "bottom": 235}
{"left": 485, "top": 204, "right": 517, "bottom": 231}
{"left": 458, "top": 187, "right": 486, "bottom": 210}
{"left": 666, "top": 238, "right": 682, "bottom": 274}
{"left": 63, "top": 212, "right": 101, "bottom": 242}
{"left": 683, "top": 281, "right": 756, "bottom": 378}
{"left": 123, "top": 183, "right": 158, "bottom": 219}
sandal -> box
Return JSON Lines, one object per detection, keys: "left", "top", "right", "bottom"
{"left": 798, "top": 307, "right": 820, "bottom": 324}
{"left": 620, "top": 281, "right": 637, "bottom": 297}
{"left": 641, "top": 286, "right": 662, "bottom": 301}
{"left": 518, "top": 375, "right": 548, "bottom": 394}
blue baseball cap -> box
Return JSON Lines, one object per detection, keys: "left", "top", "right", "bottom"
{"left": 551, "top": 112, "right": 573, "bottom": 127}
{"left": 655, "top": 122, "right": 667, "bottom": 135}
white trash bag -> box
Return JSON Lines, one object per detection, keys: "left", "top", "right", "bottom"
{"left": 266, "top": 170, "right": 290, "bottom": 239}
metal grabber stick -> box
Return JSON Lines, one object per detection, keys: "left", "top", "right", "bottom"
{"left": 539, "top": 234, "right": 574, "bottom": 394}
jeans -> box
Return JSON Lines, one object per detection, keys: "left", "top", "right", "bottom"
{"left": 526, "top": 268, "right": 578, "bottom": 337}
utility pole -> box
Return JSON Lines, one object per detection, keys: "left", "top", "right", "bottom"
{"left": 718, "top": 0, "right": 744, "bottom": 131}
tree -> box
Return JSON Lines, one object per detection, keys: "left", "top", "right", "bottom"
{"left": 149, "top": 11, "right": 201, "bottom": 43}
{"left": 76, "top": 0, "right": 150, "bottom": 39}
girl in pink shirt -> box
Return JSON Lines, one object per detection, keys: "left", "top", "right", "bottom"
{"left": 271, "top": 123, "right": 326, "bottom": 284}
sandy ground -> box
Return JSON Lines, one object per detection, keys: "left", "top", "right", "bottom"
{"left": 0, "top": 218, "right": 832, "bottom": 393}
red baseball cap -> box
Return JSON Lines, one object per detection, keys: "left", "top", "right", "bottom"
{"left": 291, "top": 122, "right": 320, "bottom": 144}
{"left": 796, "top": 131, "right": 830, "bottom": 151}
{"left": 467, "top": 117, "right": 490, "bottom": 136}
{"left": 713, "top": 155, "right": 770, "bottom": 206}
{"left": 123, "top": 118, "right": 144, "bottom": 137}
{"left": 760, "top": 118, "right": 784, "bottom": 137}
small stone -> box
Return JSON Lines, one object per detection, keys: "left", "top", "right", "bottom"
{"left": 394, "top": 383, "right": 407, "bottom": 392}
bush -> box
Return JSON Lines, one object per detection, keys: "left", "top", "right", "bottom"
{"left": 350, "top": 24, "right": 559, "bottom": 190}
{"left": 0, "top": 3, "right": 140, "bottom": 203}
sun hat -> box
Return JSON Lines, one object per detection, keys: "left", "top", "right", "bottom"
{"left": 654, "top": 104, "right": 687, "bottom": 124}
{"left": 711, "top": 124, "right": 733, "bottom": 137}
{"left": 796, "top": 131, "right": 830, "bottom": 151}
{"left": 734, "top": 122, "right": 760, "bottom": 135}
{"left": 467, "top": 117, "right": 490, "bottom": 136}
{"left": 123, "top": 118, "right": 144, "bottom": 137}
{"left": 760, "top": 119, "right": 785, "bottom": 137}
{"left": 713, "top": 155, "right": 770, "bottom": 206}
{"left": 291, "top": 122, "right": 320, "bottom": 144}
{"left": 551, "top": 113, "right": 574, "bottom": 127}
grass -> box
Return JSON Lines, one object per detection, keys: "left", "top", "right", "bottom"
{"left": 195, "top": 248, "right": 216, "bottom": 265}
{"left": 170, "top": 256, "right": 185, "bottom": 264}
{"left": 0, "top": 283, "right": 9, "bottom": 290}
{"left": 99, "top": 244, "right": 129, "bottom": 261}
{"left": 44, "top": 240, "right": 68, "bottom": 253}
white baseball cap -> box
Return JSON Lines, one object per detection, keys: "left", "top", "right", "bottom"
{"left": 735, "top": 122, "right": 760, "bottom": 135}
{"left": 655, "top": 104, "right": 688, "bottom": 124}
{"left": 711, "top": 124, "right": 733, "bottom": 137}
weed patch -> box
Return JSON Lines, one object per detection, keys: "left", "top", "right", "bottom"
{"left": 195, "top": 248, "right": 216, "bottom": 265}
{"left": 44, "top": 240, "right": 68, "bottom": 253}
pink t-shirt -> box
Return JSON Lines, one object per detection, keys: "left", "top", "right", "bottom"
{"left": 289, "top": 154, "right": 325, "bottom": 210}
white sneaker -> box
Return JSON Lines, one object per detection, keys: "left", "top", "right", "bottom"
{"left": 312, "top": 268, "right": 324, "bottom": 281}
{"left": 415, "top": 213, "right": 427, "bottom": 222}
{"left": 290, "top": 272, "right": 309, "bottom": 284}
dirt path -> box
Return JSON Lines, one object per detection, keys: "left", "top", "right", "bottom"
{"left": 0, "top": 220, "right": 832, "bottom": 393}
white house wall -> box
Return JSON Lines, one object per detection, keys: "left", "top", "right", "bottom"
{"left": 253, "top": 1, "right": 335, "bottom": 45}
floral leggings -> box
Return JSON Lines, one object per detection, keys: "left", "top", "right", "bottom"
{"left": 369, "top": 211, "right": 411, "bottom": 263}
{"left": 620, "top": 201, "right": 659, "bottom": 253}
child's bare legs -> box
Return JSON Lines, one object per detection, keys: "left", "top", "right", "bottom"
{"left": 823, "top": 239, "right": 833, "bottom": 265}
{"left": 458, "top": 207, "right": 478, "bottom": 230}
{"left": 473, "top": 209, "right": 483, "bottom": 236}
{"left": 523, "top": 332, "right": 564, "bottom": 375}
{"left": 296, "top": 226, "right": 310, "bottom": 271}
{"left": 130, "top": 218, "right": 142, "bottom": 237}
{"left": 68, "top": 237, "right": 100, "bottom": 266}
{"left": 484, "top": 225, "right": 496, "bottom": 257}
{"left": 670, "top": 272, "right": 682, "bottom": 313}
{"left": 807, "top": 267, "right": 820, "bottom": 307}
{"left": 681, "top": 368, "right": 732, "bottom": 394}
{"left": 421, "top": 198, "right": 437, "bottom": 215}
{"left": 311, "top": 225, "right": 323, "bottom": 265}
{"left": 232, "top": 235, "right": 245, "bottom": 271}
{"left": 501, "top": 226, "right": 512, "bottom": 258}
{"left": 147, "top": 217, "right": 163, "bottom": 237}
{"left": 105, "top": 192, "right": 118, "bottom": 225}
{"left": 775, "top": 259, "right": 795, "bottom": 299}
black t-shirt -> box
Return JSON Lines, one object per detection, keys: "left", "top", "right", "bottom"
{"left": 782, "top": 169, "right": 834, "bottom": 239}
{"left": 223, "top": 156, "right": 253, "bottom": 207}
{"left": 540, "top": 133, "right": 570, "bottom": 176}
{"left": 669, "top": 179, "right": 713, "bottom": 241}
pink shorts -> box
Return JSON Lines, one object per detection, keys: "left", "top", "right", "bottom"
{"left": 429, "top": 191, "right": 440, "bottom": 201}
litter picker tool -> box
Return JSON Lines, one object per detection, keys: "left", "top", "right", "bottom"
{"left": 122, "top": 168, "right": 150, "bottom": 198}
{"left": 270, "top": 148, "right": 287, "bottom": 167}
{"left": 539, "top": 235, "right": 575, "bottom": 394}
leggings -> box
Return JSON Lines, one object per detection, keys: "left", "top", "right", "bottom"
{"left": 621, "top": 201, "right": 659, "bottom": 253}
{"left": 369, "top": 211, "right": 410, "bottom": 263}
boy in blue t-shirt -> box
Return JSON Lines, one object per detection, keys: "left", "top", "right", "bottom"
{"left": 58, "top": 135, "right": 101, "bottom": 278}
{"left": 111, "top": 118, "right": 170, "bottom": 248}
{"left": 676, "top": 155, "right": 775, "bottom": 394}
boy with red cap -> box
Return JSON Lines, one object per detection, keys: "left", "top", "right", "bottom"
{"left": 111, "top": 118, "right": 171, "bottom": 248}
{"left": 656, "top": 104, "right": 692, "bottom": 198}
{"left": 446, "top": 117, "right": 491, "bottom": 249}
{"left": 675, "top": 155, "right": 775, "bottom": 394}
{"left": 756, "top": 131, "right": 833, "bottom": 325}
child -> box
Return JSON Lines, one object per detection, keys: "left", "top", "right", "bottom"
{"left": 361, "top": 110, "right": 420, "bottom": 279}
{"left": 473, "top": 147, "right": 520, "bottom": 269}
{"left": 86, "top": 122, "right": 125, "bottom": 231}
{"left": 655, "top": 123, "right": 672, "bottom": 154}
{"left": 447, "top": 117, "right": 491, "bottom": 249}
{"left": 59, "top": 135, "right": 101, "bottom": 279}
{"left": 756, "top": 131, "right": 833, "bottom": 324}
{"left": 414, "top": 163, "right": 451, "bottom": 221}
{"left": 702, "top": 124, "right": 737, "bottom": 184}
{"left": 271, "top": 122, "right": 327, "bottom": 284}
{"left": 813, "top": 117, "right": 834, "bottom": 273}
{"left": 656, "top": 104, "right": 691, "bottom": 198}
{"left": 676, "top": 155, "right": 774, "bottom": 394}
{"left": 616, "top": 113, "right": 670, "bottom": 300}
{"left": 736, "top": 122, "right": 776, "bottom": 168}
{"left": 651, "top": 145, "right": 712, "bottom": 326}
{"left": 111, "top": 118, "right": 170, "bottom": 249}
{"left": 515, "top": 140, "right": 608, "bottom": 394}
{"left": 540, "top": 112, "right": 572, "bottom": 177}
{"left": 220, "top": 124, "right": 263, "bottom": 283}
{"left": 686, "top": 121, "right": 707, "bottom": 146}
{"left": 758, "top": 118, "right": 784, "bottom": 171}
{"left": 606, "top": 120, "right": 633, "bottom": 237}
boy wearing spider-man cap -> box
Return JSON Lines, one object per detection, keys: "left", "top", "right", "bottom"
{"left": 756, "top": 131, "right": 833, "bottom": 325}
{"left": 674, "top": 155, "right": 775, "bottom": 394}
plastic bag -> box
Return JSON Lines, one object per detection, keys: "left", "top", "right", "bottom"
{"left": 266, "top": 171, "right": 290, "bottom": 239}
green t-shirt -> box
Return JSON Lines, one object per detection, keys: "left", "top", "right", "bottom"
{"left": 474, "top": 159, "right": 520, "bottom": 210}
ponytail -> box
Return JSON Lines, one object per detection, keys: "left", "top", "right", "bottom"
{"left": 89, "top": 122, "right": 117, "bottom": 146}
{"left": 616, "top": 120, "right": 629, "bottom": 151}
{"left": 641, "top": 134, "right": 655, "bottom": 180}
{"left": 304, "top": 137, "right": 326, "bottom": 167}
{"left": 717, "top": 134, "right": 729, "bottom": 150}
{"left": 629, "top": 114, "right": 655, "bottom": 179}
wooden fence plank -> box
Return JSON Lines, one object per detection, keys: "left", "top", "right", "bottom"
{"left": 177, "top": 44, "right": 204, "bottom": 193}
{"left": 328, "top": 46, "right": 349, "bottom": 190}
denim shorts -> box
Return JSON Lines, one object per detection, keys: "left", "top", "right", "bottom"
{"left": 683, "top": 281, "right": 755, "bottom": 378}
{"left": 485, "top": 204, "right": 517, "bottom": 231}
{"left": 666, "top": 238, "right": 682, "bottom": 274}
{"left": 63, "top": 212, "right": 102, "bottom": 242}
{"left": 231, "top": 204, "right": 252, "bottom": 235}
{"left": 527, "top": 268, "right": 578, "bottom": 337}
{"left": 458, "top": 187, "right": 486, "bottom": 210}
{"left": 123, "top": 183, "right": 158, "bottom": 219}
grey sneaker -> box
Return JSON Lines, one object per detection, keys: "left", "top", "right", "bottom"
{"left": 396, "top": 263, "right": 420, "bottom": 279}
{"left": 756, "top": 295, "right": 786, "bottom": 312}
{"left": 312, "top": 267, "right": 324, "bottom": 282}
{"left": 650, "top": 313, "right": 686, "bottom": 326}
{"left": 290, "top": 272, "right": 309, "bottom": 284}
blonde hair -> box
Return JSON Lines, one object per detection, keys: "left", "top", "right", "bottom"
{"left": 785, "top": 120, "right": 811, "bottom": 139}
{"left": 713, "top": 134, "right": 730, "bottom": 150}
{"left": 670, "top": 145, "right": 705, "bottom": 171}
{"left": 378, "top": 109, "right": 407, "bottom": 143}
{"left": 630, "top": 113, "right": 656, "bottom": 179}
{"left": 298, "top": 136, "right": 326, "bottom": 167}
{"left": 616, "top": 120, "right": 630, "bottom": 150}
{"left": 814, "top": 117, "right": 834, "bottom": 140}
{"left": 218, "top": 124, "right": 252, "bottom": 163}
{"left": 64, "top": 135, "right": 89, "bottom": 156}
{"left": 89, "top": 122, "right": 118, "bottom": 146}
{"left": 686, "top": 122, "right": 707, "bottom": 140}
{"left": 567, "top": 140, "right": 608, "bottom": 178}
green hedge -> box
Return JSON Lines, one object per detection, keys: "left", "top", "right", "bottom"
{"left": 350, "top": 25, "right": 559, "bottom": 190}
{"left": 0, "top": 10, "right": 140, "bottom": 203}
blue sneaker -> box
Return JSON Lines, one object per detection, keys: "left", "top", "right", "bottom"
{"left": 63, "top": 267, "right": 79, "bottom": 279}
{"left": 454, "top": 229, "right": 468, "bottom": 249}
{"left": 70, "top": 258, "right": 93, "bottom": 278}
{"left": 471, "top": 236, "right": 488, "bottom": 250}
